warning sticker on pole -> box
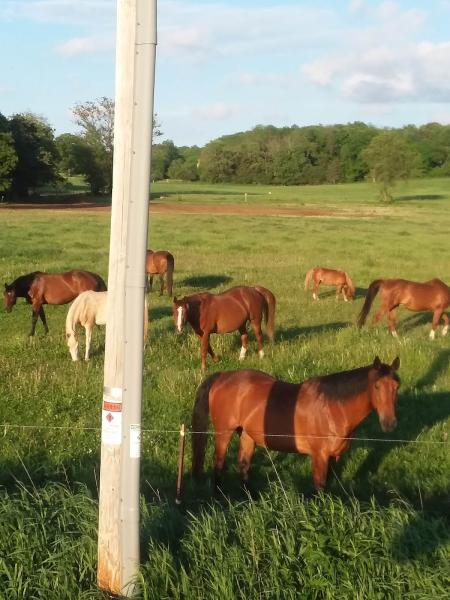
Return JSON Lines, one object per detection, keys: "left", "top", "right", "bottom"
{"left": 101, "top": 387, "right": 123, "bottom": 446}
{"left": 130, "top": 424, "right": 141, "bottom": 458}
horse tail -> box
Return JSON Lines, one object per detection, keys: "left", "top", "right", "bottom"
{"left": 192, "top": 372, "right": 222, "bottom": 478}
{"left": 344, "top": 272, "right": 355, "bottom": 298}
{"left": 254, "top": 286, "right": 276, "bottom": 341}
{"left": 304, "top": 268, "right": 315, "bottom": 290}
{"left": 357, "top": 280, "right": 382, "bottom": 328}
{"left": 166, "top": 253, "right": 175, "bottom": 297}
{"left": 93, "top": 273, "right": 107, "bottom": 292}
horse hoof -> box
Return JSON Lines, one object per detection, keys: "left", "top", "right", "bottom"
{"left": 213, "top": 355, "right": 221, "bottom": 363}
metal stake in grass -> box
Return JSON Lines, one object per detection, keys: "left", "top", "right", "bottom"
{"left": 176, "top": 423, "right": 186, "bottom": 505}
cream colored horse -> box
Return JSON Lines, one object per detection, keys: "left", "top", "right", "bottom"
{"left": 66, "top": 291, "right": 149, "bottom": 361}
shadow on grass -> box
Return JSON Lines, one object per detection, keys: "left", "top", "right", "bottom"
{"left": 396, "top": 194, "right": 446, "bottom": 202}
{"left": 392, "top": 512, "right": 450, "bottom": 562}
{"left": 149, "top": 305, "right": 173, "bottom": 321}
{"left": 306, "top": 287, "right": 367, "bottom": 301}
{"left": 181, "top": 274, "right": 233, "bottom": 290}
{"left": 151, "top": 189, "right": 261, "bottom": 199}
{"left": 277, "top": 321, "right": 350, "bottom": 341}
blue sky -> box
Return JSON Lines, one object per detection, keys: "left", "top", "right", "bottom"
{"left": 1, "top": 0, "right": 450, "bottom": 146}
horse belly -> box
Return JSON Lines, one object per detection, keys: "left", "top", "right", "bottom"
{"left": 216, "top": 308, "right": 248, "bottom": 333}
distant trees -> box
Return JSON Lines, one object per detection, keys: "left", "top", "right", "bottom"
{"left": 0, "top": 113, "right": 17, "bottom": 194}
{"left": 362, "top": 132, "right": 423, "bottom": 202}
{"left": 8, "top": 113, "right": 60, "bottom": 198}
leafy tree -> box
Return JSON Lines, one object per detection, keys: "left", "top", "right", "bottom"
{"left": 9, "top": 113, "right": 60, "bottom": 198}
{"left": 0, "top": 113, "right": 18, "bottom": 194}
{"left": 72, "top": 97, "right": 163, "bottom": 193}
{"left": 167, "top": 146, "right": 200, "bottom": 181}
{"left": 362, "top": 132, "right": 423, "bottom": 202}
{"left": 151, "top": 140, "right": 179, "bottom": 180}
{"left": 55, "top": 133, "right": 107, "bottom": 194}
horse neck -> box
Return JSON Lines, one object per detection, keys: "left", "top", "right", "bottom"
{"left": 334, "top": 389, "right": 373, "bottom": 434}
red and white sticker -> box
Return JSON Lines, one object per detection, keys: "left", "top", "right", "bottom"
{"left": 101, "top": 387, "right": 123, "bottom": 445}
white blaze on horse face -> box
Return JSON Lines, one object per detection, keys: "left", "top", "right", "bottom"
{"left": 176, "top": 306, "right": 183, "bottom": 332}
{"left": 429, "top": 329, "right": 436, "bottom": 340}
{"left": 239, "top": 346, "right": 247, "bottom": 360}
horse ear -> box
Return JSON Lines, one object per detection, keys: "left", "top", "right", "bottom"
{"left": 391, "top": 356, "right": 400, "bottom": 371}
{"left": 373, "top": 356, "right": 382, "bottom": 369}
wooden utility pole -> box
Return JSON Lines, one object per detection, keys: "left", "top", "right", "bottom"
{"left": 97, "top": 0, "right": 157, "bottom": 595}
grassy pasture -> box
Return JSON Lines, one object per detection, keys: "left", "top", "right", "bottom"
{"left": 0, "top": 178, "right": 450, "bottom": 597}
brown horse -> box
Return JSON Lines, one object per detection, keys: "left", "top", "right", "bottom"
{"left": 304, "top": 267, "right": 355, "bottom": 301}
{"left": 146, "top": 249, "right": 174, "bottom": 296}
{"left": 357, "top": 278, "right": 450, "bottom": 339}
{"left": 5, "top": 270, "right": 107, "bottom": 336}
{"left": 192, "top": 357, "right": 400, "bottom": 490}
{"left": 173, "top": 285, "right": 276, "bottom": 370}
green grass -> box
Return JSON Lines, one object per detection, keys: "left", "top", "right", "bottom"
{"left": 0, "top": 177, "right": 450, "bottom": 597}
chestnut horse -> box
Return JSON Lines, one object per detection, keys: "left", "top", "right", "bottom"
{"left": 146, "top": 249, "right": 174, "bottom": 296}
{"left": 4, "top": 271, "right": 46, "bottom": 329}
{"left": 5, "top": 270, "right": 106, "bottom": 336}
{"left": 173, "top": 285, "right": 276, "bottom": 370}
{"left": 304, "top": 267, "right": 355, "bottom": 301}
{"left": 357, "top": 278, "right": 450, "bottom": 339}
{"left": 192, "top": 357, "right": 400, "bottom": 490}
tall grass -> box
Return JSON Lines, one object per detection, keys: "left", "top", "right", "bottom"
{"left": 0, "top": 178, "right": 449, "bottom": 596}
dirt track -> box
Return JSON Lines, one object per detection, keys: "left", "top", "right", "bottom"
{"left": 0, "top": 201, "right": 378, "bottom": 219}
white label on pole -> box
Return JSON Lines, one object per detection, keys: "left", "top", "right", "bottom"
{"left": 101, "top": 387, "right": 123, "bottom": 446}
{"left": 130, "top": 424, "right": 141, "bottom": 458}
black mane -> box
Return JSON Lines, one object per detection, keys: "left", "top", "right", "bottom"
{"left": 317, "top": 363, "right": 399, "bottom": 400}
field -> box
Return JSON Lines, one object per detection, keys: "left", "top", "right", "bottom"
{"left": 1, "top": 178, "right": 450, "bottom": 598}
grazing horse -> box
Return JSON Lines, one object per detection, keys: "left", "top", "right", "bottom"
{"left": 192, "top": 357, "right": 400, "bottom": 490}
{"left": 146, "top": 249, "right": 174, "bottom": 296}
{"left": 4, "top": 270, "right": 107, "bottom": 336}
{"left": 66, "top": 291, "right": 148, "bottom": 361}
{"left": 357, "top": 278, "right": 450, "bottom": 339}
{"left": 173, "top": 285, "right": 276, "bottom": 370}
{"left": 304, "top": 267, "right": 355, "bottom": 301}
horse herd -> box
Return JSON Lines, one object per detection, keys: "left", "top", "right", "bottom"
{"left": 4, "top": 251, "right": 449, "bottom": 491}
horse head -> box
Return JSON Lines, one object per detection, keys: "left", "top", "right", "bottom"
{"left": 369, "top": 356, "right": 400, "bottom": 432}
{"left": 173, "top": 297, "right": 189, "bottom": 334}
{"left": 4, "top": 283, "right": 17, "bottom": 312}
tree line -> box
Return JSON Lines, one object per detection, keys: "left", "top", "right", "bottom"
{"left": 1, "top": 97, "right": 449, "bottom": 202}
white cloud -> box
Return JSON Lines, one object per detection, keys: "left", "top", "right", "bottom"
{"left": 56, "top": 33, "right": 113, "bottom": 56}
{"left": 0, "top": 0, "right": 114, "bottom": 25}
{"left": 193, "top": 103, "right": 240, "bottom": 121}
{"left": 348, "top": 0, "right": 365, "bottom": 15}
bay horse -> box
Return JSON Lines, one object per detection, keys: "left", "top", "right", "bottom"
{"left": 192, "top": 357, "right": 400, "bottom": 490}
{"left": 357, "top": 278, "right": 450, "bottom": 339}
{"left": 66, "top": 291, "right": 148, "bottom": 361}
{"left": 304, "top": 267, "right": 355, "bottom": 301}
{"left": 146, "top": 249, "right": 174, "bottom": 296}
{"left": 5, "top": 270, "right": 107, "bottom": 336}
{"left": 173, "top": 285, "right": 276, "bottom": 370}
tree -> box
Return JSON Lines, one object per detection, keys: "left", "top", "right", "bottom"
{"left": 167, "top": 146, "right": 200, "bottom": 181}
{"left": 9, "top": 113, "right": 60, "bottom": 199}
{"left": 0, "top": 113, "right": 18, "bottom": 194}
{"left": 56, "top": 133, "right": 107, "bottom": 194}
{"left": 362, "top": 132, "right": 423, "bottom": 202}
{"left": 71, "top": 97, "right": 163, "bottom": 193}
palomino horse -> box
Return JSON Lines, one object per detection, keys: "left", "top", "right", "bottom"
{"left": 192, "top": 357, "right": 400, "bottom": 490}
{"left": 146, "top": 249, "right": 174, "bottom": 296}
{"left": 173, "top": 285, "right": 276, "bottom": 370}
{"left": 66, "top": 291, "right": 148, "bottom": 361}
{"left": 357, "top": 278, "right": 450, "bottom": 339}
{"left": 4, "top": 270, "right": 107, "bottom": 336}
{"left": 304, "top": 267, "right": 355, "bottom": 301}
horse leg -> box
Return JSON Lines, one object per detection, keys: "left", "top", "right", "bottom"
{"left": 342, "top": 286, "right": 348, "bottom": 302}
{"left": 85, "top": 324, "right": 93, "bottom": 360}
{"left": 311, "top": 451, "right": 330, "bottom": 490}
{"left": 372, "top": 303, "right": 389, "bottom": 328}
{"left": 238, "top": 430, "right": 256, "bottom": 484}
{"left": 159, "top": 274, "right": 164, "bottom": 296}
{"left": 442, "top": 313, "right": 449, "bottom": 336}
{"left": 313, "top": 281, "right": 320, "bottom": 301}
{"left": 214, "top": 429, "right": 234, "bottom": 488}
{"left": 239, "top": 326, "right": 248, "bottom": 361}
{"left": 388, "top": 308, "right": 399, "bottom": 338}
{"left": 335, "top": 284, "right": 343, "bottom": 302}
{"left": 39, "top": 307, "right": 49, "bottom": 334}
{"left": 29, "top": 305, "right": 41, "bottom": 337}
{"left": 430, "top": 308, "right": 444, "bottom": 340}
{"left": 200, "top": 332, "right": 219, "bottom": 369}
{"left": 251, "top": 319, "right": 264, "bottom": 359}
{"left": 148, "top": 276, "right": 153, "bottom": 292}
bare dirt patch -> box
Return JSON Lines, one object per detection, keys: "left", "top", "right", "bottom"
{"left": 0, "top": 201, "right": 380, "bottom": 219}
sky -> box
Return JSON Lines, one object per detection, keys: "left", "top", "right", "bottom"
{"left": 1, "top": 0, "right": 450, "bottom": 147}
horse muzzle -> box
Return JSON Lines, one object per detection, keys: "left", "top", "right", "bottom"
{"left": 380, "top": 416, "right": 397, "bottom": 433}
